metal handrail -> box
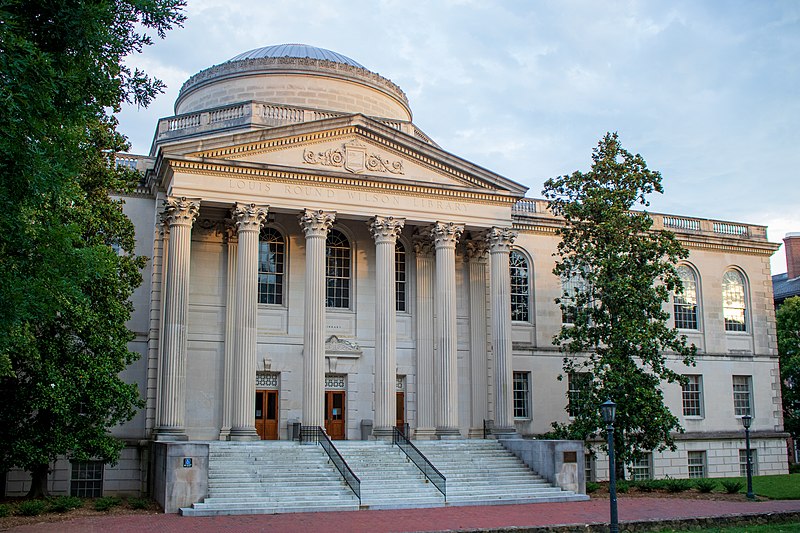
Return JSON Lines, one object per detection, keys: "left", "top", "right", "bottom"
{"left": 392, "top": 426, "right": 446, "bottom": 500}
{"left": 483, "top": 419, "right": 494, "bottom": 439}
{"left": 300, "top": 426, "right": 361, "bottom": 503}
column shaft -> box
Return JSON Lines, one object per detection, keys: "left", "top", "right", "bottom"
{"left": 156, "top": 197, "right": 199, "bottom": 441}
{"left": 219, "top": 230, "right": 237, "bottom": 440}
{"left": 466, "top": 239, "right": 489, "bottom": 438}
{"left": 413, "top": 231, "right": 436, "bottom": 440}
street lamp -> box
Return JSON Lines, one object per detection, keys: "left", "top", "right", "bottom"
{"left": 601, "top": 399, "right": 618, "bottom": 533}
{"left": 742, "top": 414, "right": 755, "bottom": 500}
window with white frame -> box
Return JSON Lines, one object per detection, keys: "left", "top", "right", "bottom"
{"left": 674, "top": 265, "right": 699, "bottom": 330}
{"left": 629, "top": 453, "right": 652, "bottom": 480}
{"left": 325, "top": 229, "right": 351, "bottom": 309}
{"left": 509, "top": 251, "right": 530, "bottom": 322}
{"left": 682, "top": 375, "right": 704, "bottom": 417}
{"left": 70, "top": 460, "right": 104, "bottom": 497}
{"left": 585, "top": 453, "right": 596, "bottom": 482}
{"left": 258, "top": 227, "right": 285, "bottom": 305}
{"left": 568, "top": 372, "right": 591, "bottom": 417}
{"left": 560, "top": 271, "right": 586, "bottom": 324}
{"left": 395, "top": 241, "right": 407, "bottom": 312}
{"left": 512, "top": 372, "right": 531, "bottom": 419}
{"left": 733, "top": 375, "right": 753, "bottom": 417}
{"left": 723, "top": 270, "right": 747, "bottom": 332}
{"left": 688, "top": 451, "right": 706, "bottom": 478}
{"left": 739, "top": 449, "right": 758, "bottom": 476}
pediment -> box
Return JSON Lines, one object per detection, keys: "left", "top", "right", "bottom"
{"left": 188, "top": 117, "right": 528, "bottom": 195}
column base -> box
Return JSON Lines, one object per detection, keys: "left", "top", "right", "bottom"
{"left": 154, "top": 427, "right": 188, "bottom": 441}
{"left": 467, "top": 427, "right": 485, "bottom": 439}
{"left": 372, "top": 427, "right": 394, "bottom": 441}
{"left": 492, "top": 426, "right": 520, "bottom": 439}
{"left": 436, "top": 427, "right": 462, "bottom": 439}
{"left": 228, "top": 427, "right": 260, "bottom": 441}
{"left": 414, "top": 427, "right": 437, "bottom": 440}
{"left": 218, "top": 427, "right": 231, "bottom": 441}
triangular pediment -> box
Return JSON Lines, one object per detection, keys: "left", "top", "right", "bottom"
{"left": 187, "top": 115, "right": 528, "bottom": 195}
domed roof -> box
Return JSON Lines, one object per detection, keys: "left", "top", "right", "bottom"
{"left": 228, "top": 44, "right": 365, "bottom": 69}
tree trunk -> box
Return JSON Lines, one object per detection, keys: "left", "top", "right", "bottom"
{"left": 26, "top": 463, "right": 50, "bottom": 498}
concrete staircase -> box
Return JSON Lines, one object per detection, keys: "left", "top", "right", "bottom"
{"left": 413, "top": 439, "right": 588, "bottom": 505}
{"left": 335, "top": 440, "right": 445, "bottom": 509}
{"left": 179, "top": 441, "right": 359, "bottom": 516}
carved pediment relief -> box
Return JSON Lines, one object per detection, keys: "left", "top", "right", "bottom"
{"left": 325, "top": 335, "right": 361, "bottom": 357}
{"left": 302, "top": 140, "right": 404, "bottom": 175}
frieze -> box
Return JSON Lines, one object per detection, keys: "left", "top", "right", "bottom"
{"left": 303, "top": 140, "right": 404, "bottom": 175}
{"left": 325, "top": 335, "right": 362, "bottom": 357}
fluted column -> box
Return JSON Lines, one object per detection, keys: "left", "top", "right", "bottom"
{"left": 156, "top": 197, "right": 200, "bottom": 441}
{"left": 487, "top": 227, "right": 518, "bottom": 436}
{"left": 369, "top": 216, "right": 405, "bottom": 439}
{"left": 219, "top": 228, "right": 238, "bottom": 440}
{"left": 433, "top": 221, "right": 464, "bottom": 438}
{"left": 229, "top": 203, "right": 268, "bottom": 440}
{"left": 413, "top": 230, "right": 437, "bottom": 440}
{"left": 300, "top": 209, "right": 336, "bottom": 427}
{"left": 466, "top": 237, "right": 489, "bottom": 438}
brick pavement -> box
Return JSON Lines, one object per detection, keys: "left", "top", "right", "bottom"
{"left": 8, "top": 498, "right": 800, "bottom": 533}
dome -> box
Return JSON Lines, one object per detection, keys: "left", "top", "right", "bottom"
{"left": 228, "top": 44, "right": 366, "bottom": 69}
{"left": 175, "top": 43, "right": 411, "bottom": 121}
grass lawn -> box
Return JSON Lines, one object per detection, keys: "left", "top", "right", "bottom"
{"left": 740, "top": 473, "right": 800, "bottom": 499}
{"left": 657, "top": 522, "right": 800, "bottom": 532}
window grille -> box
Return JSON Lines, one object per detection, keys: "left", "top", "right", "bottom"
{"left": 629, "top": 453, "right": 652, "bottom": 480}
{"left": 325, "top": 374, "right": 346, "bottom": 390}
{"left": 509, "top": 251, "right": 530, "bottom": 322}
{"left": 256, "top": 372, "right": 279, "bottom": 389}
{"left": 733, "top": 375, "right": 753, "bottom": 416}
{"left": 688, "top": 451, "right": 706, "bottom": 478}
{"left": 674, "top": 265, "right": 699, "bottom": 330}
{"left": 568, "top": 372, "right": 591, "bottom": 417}
{"left": 512, "top": 372, "right": 531, "bottom": 419}
{"left": 561, "top": 272, "right": 586, "bottom": 324}
{"left": 258, "top": 227, "right": 285, "bottom": 305}
{"left": 682, "top": 375, "right": 703, "bottom": 417}
{"left": 723, "top": 270, "right": 747, "bottom": 332}
{"left": 739, "top": 449, "right": 758, "bottom": 476}
{"left": 396, "top": 241, "right": 407, "bottom": 312}
{"left": 70, "top": 461, "right": 104, "bottom": 497}
{"left": 326, "top": 229, "right": 351, "bottom": 308}
{"left": 585, "top": 453, "right": 596, "bottom": 482}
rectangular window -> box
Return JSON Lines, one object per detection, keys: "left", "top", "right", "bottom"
{"left": 688, "top": 451, "right": 706, "bottom": 478}
{"left": 733, "top": 375, "right": 753, "bottom": 417}
{"left": 395, "top": 244, "right": 406, "bottom": 312}
{"left": 585, "top": 453, "right": 595, "bottom": 483}
{"left": 70, "top": 461, "right": 104, "bottom": 497}
{"left": 739, "top": 449, "right": 758, "bottom": 477}
{"left": 629, "top": 453, "right": 652, "bottom": 481}
{"left": 682, "top": 375, "right": 704, "bottom": 417}
{"left": 512, "top": 372, "right": 531, "bottom": 419}
{"left": 568, "top": 372, "right": 591, "bottom": 417}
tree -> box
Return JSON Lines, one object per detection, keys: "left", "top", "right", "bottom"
{"left": 777, "top": 296, "right": 800, "bottom": 440}
{"left": 542, "top": 132, "right": 696, "bottom": 479}
{"left": 0, "top": 0, "right": 185, "bottom": 497}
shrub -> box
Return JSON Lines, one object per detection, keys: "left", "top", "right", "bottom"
{"left": 721, "top": 479, "right": 744, "bottom": 494}
{"left": 694, "top": 478, "right": 717, "bottom": 493}
{"left": 127, "top": 497, "right": 150, "bottom": 510}
{"left": 585, "top": 481, "right": 599, "bottom": 493}
{"left": 790, "top": 463, "right": 800, "bottom": 474}
{"left": 663, "top": 478, "right": 693, "bottom": 493}
{"left": 616, "top": 480, "right": 629, "bottom": 493}
{"left": 635, "top": 479, "right": 660, "bottom": 492}
{"left": 17, "top": 500, "right": 47, "bottom": 516}
{"left": 0, "top": 504, "right": 10, "bottom": 518}
{"left": 48, "top": 495, "right": 83, "bottom": 513}
{"left": 93, "top": 496, "right": 121, "bottom": 512}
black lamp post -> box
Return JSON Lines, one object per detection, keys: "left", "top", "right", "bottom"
{"left": 601, "top": 399, "right": 618, "bottom": 533}
{"left": 742, "top": 414, "right": 755, "bottom": 500}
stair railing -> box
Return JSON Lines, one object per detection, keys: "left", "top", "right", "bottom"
{"left": 300, "top": 426, "right": 361, "bottom": 504}
{"left": 483, "top": 419, "right": 494, "bottom": 439}
{"left": 392, "top": 426, "right": 446, "bottom": 500}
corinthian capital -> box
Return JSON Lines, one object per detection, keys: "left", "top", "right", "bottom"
{"left": 412, "top": 228, "right": 434, "bottom": 255}
{"left": 162, "top": 197, "right": 200, "bottom": 227}
{"left": 231, "top": 203, "right": 268, "bottom": 233}
{"left": 432, "top": 221, "right": 464, "bottom": 249}
{"left": 369, "top": 215, "right": 405, "bottom": 244}
{"left": 299, "top": 209, "right": 335, "bottom": 238}
{"left": 486, "top": 226, "right": 518, "bottom": 253}
{"left": 465, "top": 233, "right": 489, "bottom": 260}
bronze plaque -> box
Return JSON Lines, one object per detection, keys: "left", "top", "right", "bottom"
{"left": 563, "top": 451, "right": 577, "bottom": 463}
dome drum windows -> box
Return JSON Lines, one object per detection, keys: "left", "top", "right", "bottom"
{"left": 258, "top": 227, "right": 285, "bottom": 305}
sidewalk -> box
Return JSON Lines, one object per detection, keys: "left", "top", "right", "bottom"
{"left": 8, "top": 497, "right": 800, "bottom": 533}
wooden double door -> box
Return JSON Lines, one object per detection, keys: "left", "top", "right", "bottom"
{"left": 255, "top": 390, "right": 278, "bottom": 440}
{"left": 324, "top": 390, "right": 346, "bottom": 440}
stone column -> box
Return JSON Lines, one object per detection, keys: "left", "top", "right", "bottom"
{"left": 433, "top": 221, "right": 464, "bottom": 438}
{"left": 156, "top": 197, "right": 200, "bottom": 441}
{"left": 486, "top": 227, "right": 518, "bottom": 437}
{"left": 219, "top": 228, "right": 237, "bottom": 440}
{"left": 466, "top": 237, "right": 489, "bottom": 438}
{"left": 299, "top": 209, "right": 336, "bottom": 428}
{"left": 229, "top": 203, "right": 268, "bottom": 440}
{"left": 369, "top": 216, "right": 405, "bottom": 439}
{"left": 413, "top": 229, "right": 437, "bottom": 440}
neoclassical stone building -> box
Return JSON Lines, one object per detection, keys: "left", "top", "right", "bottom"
{"left": 3, "top": 44, "right": 788, "bottom": 497}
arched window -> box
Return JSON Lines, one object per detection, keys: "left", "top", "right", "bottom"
{"left": 325, "top": 229, "right": 351, "bottom": 309}
{"left": 395, "top": 241, "right": 407, "bottom": 312}
{"left": 258, "top": 227, "right": 285, "bottom": 305}
{"left": 723, "top": 270, "right": 747, "bottom": 332}
{"left": 673, "top": 265, "right": 699, "bottom": 330}
{"left": 509, "top": 251, "right": 530, "bottom": 322}
{"left": 561, "top": 271, "right": 586, "bottom": 325}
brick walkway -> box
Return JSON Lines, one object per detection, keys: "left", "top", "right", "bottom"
{"left": 9, "top": 498, "right": 800, "bottom": 532}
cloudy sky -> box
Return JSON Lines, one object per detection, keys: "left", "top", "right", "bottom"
{"left": 117, "top": 0, "right": 799, "bottom": 274}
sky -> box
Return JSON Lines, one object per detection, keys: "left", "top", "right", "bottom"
{"left": 117, "top": 0, "right": 800, "bottom": 274}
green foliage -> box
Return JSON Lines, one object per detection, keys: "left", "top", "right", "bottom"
{"left": 721, "top": 479, "right": 744, "bottom": 494}
{"left": 127, "top": 496, "right": 150, "bottom": 510}
{"left": 633, "top": 479, "right": 660, "bottom": 492}
{"left": 777, "top": 297, "right": 800, "bottom": 439}
{"left": 17, "top": 500, "right": 47, "bottom": 516}
{"left": 694, "top": 478, "right": 717, "bottom": 493}
{"left": 585, "top": 481, "right": 599, "bottom": 493}
{"left": 616, "top": 480, "right": 629, "bottom": 493}
{"left": 542, "top": 133, "right": 696, "bottom": 476}
{"left": 48, "top": 495, "right": 83, "bottom": 513}
{"left": 663, "top": 477, "right": 692, "bottom": 493}
{"left": 0, "top": 0, "right": 184, "bottom": 496}
{"left": 0, "top": 504, "right": 9, "bottom": 518}
{"left": 94, "top": 496, "right": 122, "bottom": 512}
{"left": 790, "top": 463, "right": 800, "bottom": 474}
{"left": 750, "top": 473, "right": 800, "bottom": 500}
